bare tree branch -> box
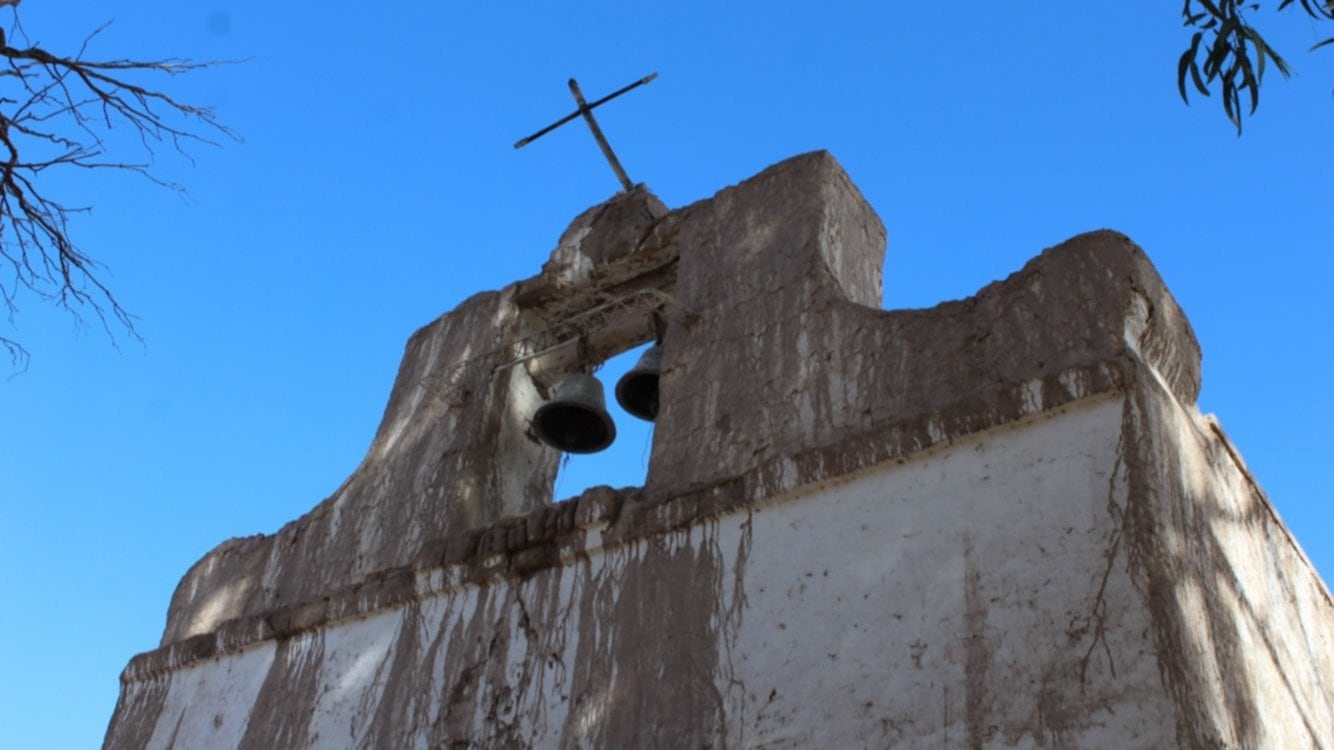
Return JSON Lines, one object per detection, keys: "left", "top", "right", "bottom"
{"left": 0, "top": 9, "right": 237, "bottom": 371}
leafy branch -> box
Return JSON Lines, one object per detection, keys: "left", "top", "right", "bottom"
{"left": 0, "top": 9, "right": 237, "bottom": 370}
{"left": 1178, "top": 0, "right": 1334, "bottom": 132}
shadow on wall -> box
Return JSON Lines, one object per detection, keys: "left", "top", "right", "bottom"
{"left": 1128, "top": 385, "right": 1334, "bottom": 747}
{"left": 548, "top": 342, "right": 657, "bottom": 502}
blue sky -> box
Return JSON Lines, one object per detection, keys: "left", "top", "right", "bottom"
{"left": 1, "top": 3, "right": 1331, "bottom": 747}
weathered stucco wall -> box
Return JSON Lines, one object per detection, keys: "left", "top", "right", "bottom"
{"left": 106, "top": 152, "right": 1334, "bottom": 748}
{"left": 107, "top": 391, "right": 1334, "bottom": 748}
{"left": 1122, "top": 370, "right": 1334, "bottom": 747}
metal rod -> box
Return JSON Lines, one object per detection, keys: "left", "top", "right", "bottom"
{"left": 568, "top": 78, "right": 635, "bottom": 191}
{"left": 513, "top": 72, "right": 657, "bottom": 149}
{"left": 513, "top": 110, "right": 582, "bottom": 150}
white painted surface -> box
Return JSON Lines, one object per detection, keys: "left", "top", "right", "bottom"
{"left": 713, "top": 395, "right": 1172, "bottom": 748}
{"left": 307, "top": 610, "right": 403, "bottom": 749}
{"left": 145, "top": 643, "right": 276, "bottom": 750}
{"left": 121, "top": 394, "right": 1334, "bottom": 747}
{"left": 1152, "top": 394, "right": 1334, "bottom": 748}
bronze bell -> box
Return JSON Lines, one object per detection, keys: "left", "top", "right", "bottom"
{"left": 533, "top": 373, "right": 617, "bottom": 453}
{"left": 615, "top": 344, "right": 662, "bottom": 422}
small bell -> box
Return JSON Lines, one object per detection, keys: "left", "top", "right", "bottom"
{"left": 615, "top": 344, "right": 662, "bottom": 422}
{"left": 533, "top": 373, "right": 617, "bottom": 453}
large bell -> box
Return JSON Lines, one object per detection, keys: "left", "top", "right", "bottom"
{"left": 533, "top": 373, "right": 616, "bottom": 453}
{"left": 615, "top": 344, "right": 662, "bottom": 422}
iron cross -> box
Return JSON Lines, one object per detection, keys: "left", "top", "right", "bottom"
{"left": 515, "top": 72, "right": 657, "bottom": 192}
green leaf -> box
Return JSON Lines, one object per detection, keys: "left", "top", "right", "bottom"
{"left": 1179, "top": 32, "right": 1209, "bottom": 101}
{"left": 1313, "top": 36, "right": 1334, "bottom": 51}
{"left": 1221, "top": 62, "right": 1243, "bottom": 132}
{"left": 1203, "top": 35, "right": 1228, "bottom": 80}
{"left": 1268, "top": 44, "right": 1293, "bottom": 77}
{"left": 1178, "top": 50, "right": 1194, "bottom": 102}
{"left": 1236, "top": 47, "right": 1260, "bottom": 112}
{"left": 1191, "top": 57, "right": 1211, "bottom": 96}
{"left": 1189, "top": 29, "right": 1205, "bottom": 58}
{"left": 1248, "top": 28, "right": 1267, "bottom": 80}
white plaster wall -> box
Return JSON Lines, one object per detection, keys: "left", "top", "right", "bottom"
{"left": 1153, "top": 397, "right": 1334, "bottom": 747}
{"left": 125, "top": 393, "right": 1334, "bottom": 748}
{"left": 307, "top": 610, "right": 404, "bottom": 748}
{"left": 145, "top": 643, "right": 276, "bottom": 749}
{"left": 711, "top": 395, "right": 1174, "bottom": 748}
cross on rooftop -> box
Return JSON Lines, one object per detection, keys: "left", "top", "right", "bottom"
{"left": 515, "top": 72, "right": 657, "bottom": 192}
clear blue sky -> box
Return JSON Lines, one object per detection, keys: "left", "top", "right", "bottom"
{"left": 1, "top": 3, "right": 1330, "bottom": 747}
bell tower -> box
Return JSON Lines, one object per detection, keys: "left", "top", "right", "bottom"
{"left": 105, "top": 152, "right": 1334, "bottom": 749}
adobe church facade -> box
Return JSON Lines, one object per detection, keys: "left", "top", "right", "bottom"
{"left": 105, "top": 152, "right": 1334, "bottom": 748}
